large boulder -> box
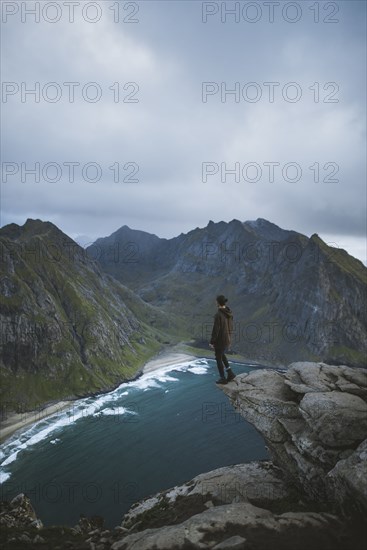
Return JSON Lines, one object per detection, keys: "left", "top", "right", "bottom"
{"left": 327, "top": 439, "right": 367, "bottom": 516}
{"left": 0, "top": 493, "right": 42, "bottom": 530}
{"left": 299, "top": 391, "right": 367, "bottom": 447}
{"left": 121, "top": 462, "right": 299, "bottom": 533}
{"left": 284, "top": 362, "right": 367, "bottom": 399}
{"left": 222, "top": 363, "right": 367, "bottom": 512}
{"left": 113, "top": 503, "right": 352, "bottom": 550}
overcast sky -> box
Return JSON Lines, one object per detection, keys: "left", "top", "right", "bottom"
{"left": 1, "top": 0, "right": 366, "bottom": 263}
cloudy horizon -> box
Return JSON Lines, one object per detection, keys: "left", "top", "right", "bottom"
{"left": 1, "top": 0, "right": 366, "bottom": 264}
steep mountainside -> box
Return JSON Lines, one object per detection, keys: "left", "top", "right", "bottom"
{"left": 0, "top": 220, "right": 179, "bottom": 411}
{"left": 88, "top": 219, "right": 367, "bottom": 367}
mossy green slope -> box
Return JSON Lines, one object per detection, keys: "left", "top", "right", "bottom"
{"left": 0, "top": 219, "right": 178, "bottom": 411}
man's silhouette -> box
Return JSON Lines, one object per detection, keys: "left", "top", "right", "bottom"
{"left": 210, "top": 295, "right": 236, "bottom": 384}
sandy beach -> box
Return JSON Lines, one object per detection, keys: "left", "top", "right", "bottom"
{"left": 142, "top": 351, "right": 196, "bottom": 374}
{"left": 0, "top": 348, "right": 197, "bottom": 445}
{"left": 0, "top": 400, "right": 75, "bottom": 444}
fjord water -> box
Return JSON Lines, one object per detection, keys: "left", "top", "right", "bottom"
{"left": 0, "top": 359, "right": 269, "bottom": 528}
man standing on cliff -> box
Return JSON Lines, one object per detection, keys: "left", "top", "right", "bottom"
{"left": 209, "top": 295, "right": 236, "bottom": 385}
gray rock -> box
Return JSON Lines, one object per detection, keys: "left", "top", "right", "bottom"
{"left": 223, "top": 370, "right": 299, "bottom": 443}
{"left": 212, "top": 535, "right": 247, "bottom": 549}
{"left": 30, "top": 519, "right": 43, "bottom": 529}
{"left": 222, "top": 364, "right": 367, "bottom": 513}
{"left": 327, "top": 439, "right": 367, "bottom": 515}
{"left": 19, "top": 534, "right": 32, "bottom": 542}
{"left": 204, "top": 500, "right": 214, "bottom": 508}
{"left": 114, "top": 502, "right": 348, "bottom": 550}
{"left": 121, "top": 461, "right": 295, "bottom": 531}
{"left": 285, "top": 363, "right": 367, "bottom": 399}
{"left": 299, "top": 391, "right": 367, "bottom": 447}
{"left": 33, "top": 534, "right": 45, "bottom": 543}
{"left": 0, "top": 493, "right": 43, "bottom": 530}
{"left": 285, "top": 362, "right": 336, "bottom": 393}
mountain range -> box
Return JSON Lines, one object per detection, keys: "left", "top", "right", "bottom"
{"left": 1, "top": 217, "right": 366, "bottom": 411}
{"left": 87, "top": 218, "right": 367, "bottom": 367}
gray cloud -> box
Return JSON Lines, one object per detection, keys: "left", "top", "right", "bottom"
{"left": 1, "top": 0, "right": 366, "bottom": 263}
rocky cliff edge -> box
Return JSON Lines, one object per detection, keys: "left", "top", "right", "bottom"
{"left": 1, "top": 362, "right": 366, "bottom": 549}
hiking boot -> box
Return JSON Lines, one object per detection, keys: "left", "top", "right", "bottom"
{"left": 216, "top": 378, "right": 228, "bottom": 385}
{"left": 226, "top": 369, "right": 236, "bottom": 382}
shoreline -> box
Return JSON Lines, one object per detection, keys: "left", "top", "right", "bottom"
{"left": 0, "top": 344, "right": 276, "bottom": 445}
{"left": 0, "top": 401, "right": 77, "bottom": 445}
{"left": 0, "top": 347, "right": 197, "bottom": 445}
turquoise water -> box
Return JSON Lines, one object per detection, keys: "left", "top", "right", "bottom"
{"left": 0, "top": 358, "right": 269, "bottom": 528}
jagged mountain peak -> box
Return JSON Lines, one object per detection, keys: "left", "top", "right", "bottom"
{"left": 242, "top": 218, "right": 299, "bottom": 241}
{"left": 23, "top": 218, "right": 60, "bottom": 236}
{"left": 92, "top": 224, "right": 162, "bottom": 248}
{"left": 0, "top": 218, "right": 74, "bottom": 245}
{"left": 244, "top": 217, "right": 278, "bottom": 228}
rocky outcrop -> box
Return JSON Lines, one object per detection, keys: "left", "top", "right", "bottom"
{"left": 0, "top": 494, "right": 107, "bottom": 548}
{"left": 109, "top": 461, "right": 349, "bottom": 549}
{"left": 106, "top": 362, "right": 366, "bottom": 549}
{"left": 112, "top": 504, "right": 350, "bottom": 550}
{"left": 0, "top": 493, "right": 43, "bottom": 531}
{"left": 0, "top": 495, "right": 352, "bottom": 550}
{"left": 222, "top": 362, "right": 367, "bottom": 516}
{"left": 0, "top": 494, "right": 47, "bottom": 547}
{"left": 121, "top": 462, "right": 298, "bottom": 528}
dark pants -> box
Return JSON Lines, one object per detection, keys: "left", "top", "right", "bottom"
{"left": 214, "top": 348, "right": 229, "bottom": 378}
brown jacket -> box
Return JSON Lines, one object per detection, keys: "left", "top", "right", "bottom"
{"left": 210, "top": 306, "right": 233, "bottom": 349}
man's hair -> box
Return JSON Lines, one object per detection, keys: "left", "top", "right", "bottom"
{"left": 216, "top": 295, "right": 228, "bottom": 306}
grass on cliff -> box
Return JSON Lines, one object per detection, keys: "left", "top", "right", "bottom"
{"left": 313, "top": 235, "right": 367, "bottom": 285}
{"left": 327, "top": 346, "right": 367, "bottom": 368}
{"left": 0, "top": 331, "right": 167, "bottom": 412}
